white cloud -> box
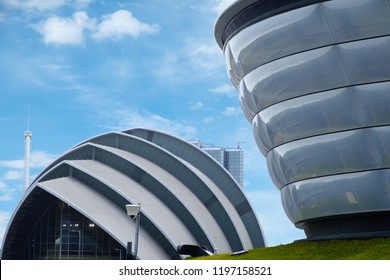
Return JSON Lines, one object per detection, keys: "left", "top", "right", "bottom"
{"left": 0, "top": 181, "right": 14, "bottom": 202}
{"left": 0, "top": 150, "right": 57, "bottom": 201}
{"left": 3, "top": 0, "right": 66, "bottom": 10}
{"left": 191, "top": 44, "right": 217, "bottom": 56}
{"left": 72, "top": 0, "right": 94, "bottom": 9}
{"left": 3, "top": 0, "right": 94, "bottom": 10}
{"left": 33, "top": 10, "right": 159, "bottom": 45}
{"left": 0, "top": 150, "right": 57, "bottom": 197}
{"left": 0, "top": 151, "right": 57, "bottom": 170}
{"left": 100, "top": 107, "right": 197, "bottom": 140}
{"left": 30, "top": 150, "right": 58, "bottom": 168}
{"left": 3, "top": 170, "right": 23, "bottom": 181}
{"left": 0, "top": 211, "right": 12, "bottom": 248}
{"left": 151, "top": 51, "right": 190, "bottom": 85}
{"left": 188, "top": 41, "right": 224, "bottom": 71}
{"left": 0, "top": 159, "right": 24, "bottom": 169}
{"left": 210, "top": 83, "right": 236, "bottom": 97}
{"left": 92, "top": 10, "right": 159, "bottom": 40}
{"left": 197, "top": 0, "right": 236, "bottom": 14}
{"left": 222, "top": 106, "right": 240, "bottom": 116}
{"left": 152, "top": 39, "right": 224, "bottom": 85}
{"left": 34, "top": 12, "right": 96, "bottom": 46}
{"left": 203, "top": 117, "right": 214, "bottom": 124}
{"left": 40, "top": 64, "right": 71, "bottom": 70}
{"left": 212, "top": 0, "right": 236, "bottom": 14}
{"left": 191, "top": 101, "right": 204, "bottom": 110}
{"left": 0, "top": 150, "right": 57, "bottom": 203}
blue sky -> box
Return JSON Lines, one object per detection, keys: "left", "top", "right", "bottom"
{"left": 0, "top": 0, "right": 305, "bottom": 248}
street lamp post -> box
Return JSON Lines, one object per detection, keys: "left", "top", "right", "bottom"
{"left": 125, "top": 204, "right": 141, "bottom": 260}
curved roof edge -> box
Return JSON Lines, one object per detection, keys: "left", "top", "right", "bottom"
{"left": 214, "top": 0, "right": 327, "bottom": 49}
{"left": 124, "top": 127, "right": 244, "bottom": 195}
{"left": 214, "top": 0, "right": 258, "bottom": 49}
{"left": 125, "top": 127, "right": 266, "bottom": 248}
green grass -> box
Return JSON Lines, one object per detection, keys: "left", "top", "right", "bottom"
{"left": 191, "top": 238, "right": 390, "bottom": 260}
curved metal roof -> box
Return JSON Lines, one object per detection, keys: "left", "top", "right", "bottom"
{"left": 214, "top": 0, "right": 326, "bottom": 49}
{"left": 1, "top": 128, "right": 265, "bottom": 259}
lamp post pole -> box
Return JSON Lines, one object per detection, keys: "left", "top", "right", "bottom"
{"left": 134, "top": 212, "right": 140, "bottom": 258}
{"left": 125, "top": 204, "right": 141, "bottom": 260}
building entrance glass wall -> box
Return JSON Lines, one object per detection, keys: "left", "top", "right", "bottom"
{"left": 22, "top": 200, "right": 124, "bottom": 260}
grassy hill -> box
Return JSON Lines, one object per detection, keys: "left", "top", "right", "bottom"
{"left": 192, "top": 238, "right": 390, "bottom": 260}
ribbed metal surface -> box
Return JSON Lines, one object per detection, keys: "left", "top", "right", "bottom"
{"left": 216, "top": 0, "right": 390, "bottom": 239}
{"left": 1, "top": 128, "right": 264, "bottom": 259}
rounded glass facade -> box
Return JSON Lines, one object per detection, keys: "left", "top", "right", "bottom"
{"left": 216, "top": 0, "right": 390, "bottom": 239}
{"left": 23, "top": 200, "right": 123, "bottom": 260}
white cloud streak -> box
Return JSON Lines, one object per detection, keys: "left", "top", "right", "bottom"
{"left": 33, "top": 10, "right": 159, "bottom": 46}
{"left": 3, "top": 0, "right": 94, "bottom": 11}
{"left": 0, "top": 150, "right": 58, "bottom": 170}
{"left": 0, "top": 150, "right": 58, "bottom": 203}
{"left": 34, "top": 12, "right": 96, "bottom": 45}
{"left": 0, "top": 159, "right": 24, "bottom": 169}
{"left": 3, "top": 170, "right": 23, "bottom": 181}
{"left": 203, "top": 117, "right": 214, "bottom": 124}
{"left": 191, "top": 101, "right": 204, "bottom": 110}
{"left": 3, "top": 0, "right": 66, "bottom": 10}
{"left": 0, "top": 211, "right": 12, "bottom": 248}
{"left": 188, "top": 41, "right": 225, "bottom": 71}
{"left": 222, "top": 106, "right": 241, "bottom": 116}
{"left": 212, "top": 0, "right": 237, "bottom": 14}
{"left": 93, "top": 10, "right": 159, "bottom": 40}
{"left": 210, "top": 83, "right": 236, "bottom": 97}
{"left": 29, "top": 150, "right": 58, "bottom": 168}
{"left": 0, "top": 181, "right": 15, "bottom": 202}
{"left": 151, "top": 37, "right": 224, "bottom": 85}
{"left": 100, "top": 107, "right": 197, "bottom": 140}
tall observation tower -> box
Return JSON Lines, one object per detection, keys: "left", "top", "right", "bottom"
{"left": 24, "top": 118, "right": 32, "bottom": 192}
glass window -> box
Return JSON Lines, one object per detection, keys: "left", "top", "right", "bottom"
{"left": 22, "top": 201, "right": 124, "bottom": 260}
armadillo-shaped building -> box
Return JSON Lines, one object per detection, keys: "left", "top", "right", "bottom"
{"left": 1, "top": 128, "right": 264, "bottom": 259}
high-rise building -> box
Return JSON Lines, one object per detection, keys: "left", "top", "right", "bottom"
{"left": 190, "top": 140, "right": 243, "bottom": 187}
{"left": 215, "top": 0, "right": 390, "bottom": 240}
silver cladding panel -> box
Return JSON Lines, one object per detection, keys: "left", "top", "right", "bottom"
{"left": 219, "top": 0, "right": 390, "bottom": 228}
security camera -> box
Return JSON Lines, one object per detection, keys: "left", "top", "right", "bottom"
{"left": 126, "top": 204, "right": 141, "bottom": 219}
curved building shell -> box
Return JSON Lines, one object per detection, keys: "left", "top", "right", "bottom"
{"left": 215, "top": 0, "right": 390, "bottom": 239}
{"left": 1, "top": 128, "right": 264, "bottom": 260}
